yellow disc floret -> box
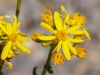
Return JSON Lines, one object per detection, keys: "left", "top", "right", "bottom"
{"left": 56, "top": 30, "right": 67, "bottom": 41}
{"left": 72, "top": 12, "right": 85, "bottom": 25}
{"left": 9, "top": 33, "right": 17, "bottom": 42}
{"left": 52, "top": 52, "right": 65, "bottom": 65}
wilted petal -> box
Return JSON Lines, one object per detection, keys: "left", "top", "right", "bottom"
{"left": 1, "top": 41, "right": 12, "bottom": 60}
{"left": 54, "top": 11, "right": 63, "bottom": 31}
{"left": 15, "top": 41, "right": 31, "bottom": 54}
{"left": 40, "top": 22, "right": 57, "bottom": 34}
{"left": 57, "top": 40, "right": 62, "bottom": 52}
{"left": 68, "top": 38, "right": 84, "bottom": 43}
{"left": 38, "top": 36, "right": 55, "bottom": 41}
{"left": 62, "top": 41, "right": 71, "bottom": 60}
{"left": 66, "top": 40, "right": 77, "bottom": 55}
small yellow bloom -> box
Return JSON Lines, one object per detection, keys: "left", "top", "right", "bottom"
{"left": 52, "top": 52, "right": 65, "bottom": 65}
{"left": 31, "top": 32, "right": 41, "bottom": 42}
{"left": 71, "top": 12, "right": 91, "bottom": 40}
{"left": 76, "top": 48, "right": 88, "bottom": 59}
{"left": 72, "top": 12, "right": 85, "bottom": 25}
{"left": 0, "top": 15, "right": 31, "bottom": 61}
{"left": 39, "top": 11, "right": 84, "bottom": 60}
{"left": 40, "top": 9, "right": 53, "bottom": 27}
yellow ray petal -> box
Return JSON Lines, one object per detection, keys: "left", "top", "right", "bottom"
{"left": 17, "top": 34, "right": 29, "bottom": 42}
{"left": 7, "top": 23, "right": 13, "bottom": 34}
{"left": 83, "top": 29, "right": 91, "bottom": 40}
{"left": 72, "top": 30, "right": 84, "bottom": 35}
{"left": 0, "top": 23, "right": 9, "bottom": 35}
{"left": 60, "top": 5, "right": 67, "bottom": 13}
{"left": 67, "top": 20, "right": 75, "bottom": 25}
{"left": 68, "top": 38, "right": 84, "bottom": 43}
{"left": 66, "top": 25, "right": 80, "bottom": 34}
{"left": 57, "top": 40, "right": 62, "bottom": 52}
{"left": 7, "top": 59, "right": 13, "bottom": 70}
{"left": 40, "top": 22, "right": 57, "bottom": 34}
{"left": 15, "top": 41, "right": 31, "bottom": 54}
{"left": 1, "top": 41, "right": 12, "bottom": 60}
{"left": 16, "top": 22, "right": 21, "bottom": 28}
{"left": 54, "top": 11, "right": 63, "bottom": 31}
{"left": 62, "top": 41, "right": 71, "bottom": 60}
{"left": 66, "top": 40, "right": 77, "bottom": 55}
{"left": 38, "top": 36, "right": 55, "bottom": 41}
{"left": 64, "top": 15, "right": 70, "bottom": 25}
{"left": 13, "top": 15, "right": 17, "bottom": 32}
{"left": 64, "top": 15, "right": 70, "bottom": 29}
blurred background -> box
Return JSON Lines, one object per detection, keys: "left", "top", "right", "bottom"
{"left": 0, "top": 0, "right": 100, "bottom": 75}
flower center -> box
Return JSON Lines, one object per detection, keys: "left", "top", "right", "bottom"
{"left": 56, "top": 30, "right": 67, "bottom": 41}
{"left": 9, "top": 33, "right": 17, "bottom": 42}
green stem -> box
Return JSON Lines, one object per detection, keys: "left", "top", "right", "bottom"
{"left": 0, "top": 45, "right": 4, "bottom": 75}
{"left": 41, "top": 46, "right": 55, "bottom": 75}
{"left": 0, "top": 61, "right": 3, "bottom": 75}
{"left": 15, "top": 0, "right": 21, "bottom": 21}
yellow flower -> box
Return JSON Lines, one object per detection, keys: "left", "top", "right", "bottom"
{"left": 76, "top": 48, "right": 88, "bottom": 59}
{"left": 60, "top": 6, "right": 91, "bottom": 40}
{"left": 38, "top": 11, "right": 84, "bottom": 60}
{"left": 0, "top": 15, "right": 31, "bottom": 61}
{"left": 40, "top": 9, "right": 53, "bottom": 27}
{"left": 52, "top": 52, "right": 65, "bottom": 65}
{"left": 72, "top": 12, "right": 91, "bottom": 40}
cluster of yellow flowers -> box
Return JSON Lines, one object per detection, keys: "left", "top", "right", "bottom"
{"left": 0, "top": 15, "right": 30, "bottom": 70}
{"left": 31, "top": 5, "right": 90, "bottom": 65}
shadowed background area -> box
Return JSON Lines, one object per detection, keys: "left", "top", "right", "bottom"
{"left": 0, "top": 0, "right": 100, "bottom": 75}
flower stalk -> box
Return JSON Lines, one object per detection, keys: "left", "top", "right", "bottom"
{"left": 41, "top": 45, "right": 55, "bottom": 75}
{"left": 15, "top": 0, "right": 21, "bottom": 21}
